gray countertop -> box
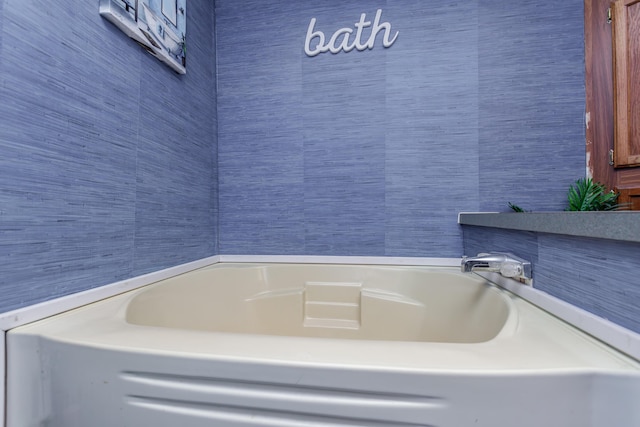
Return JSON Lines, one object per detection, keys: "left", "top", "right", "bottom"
{"left": 458, "top": 212, "right": 640, "bottom": 243}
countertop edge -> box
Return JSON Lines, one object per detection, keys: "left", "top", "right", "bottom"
{"left": 458, "top": 212, "right": 640, "bottom": 243}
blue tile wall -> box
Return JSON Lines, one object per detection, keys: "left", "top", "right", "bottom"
{"left": 1, "top": 0, "right": 594, "bottom": 315}
{"left": 463, "top": 226, "right": 640, "bottom": 334}
{"left": 216, "top": 0, "right": 586, "bottom": 256}
{"left": 216, "top": 1, "right": 306, "bottom": 255}
{"left": 0, "top": 0, "right": 217, "bottom": 312}
{"left": 0, "top": 1, "right": 3, "bottom": 54}
{"left": 478, "top": 1, "right": 586, "bottom": 212}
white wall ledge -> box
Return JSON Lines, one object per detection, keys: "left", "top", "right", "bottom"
{"left": 458, "top": 212, "right": 640, "bottom": 243}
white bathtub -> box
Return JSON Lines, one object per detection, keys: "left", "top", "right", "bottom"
{"left": 6, "top": 263, "right": 640, "bottom": 426}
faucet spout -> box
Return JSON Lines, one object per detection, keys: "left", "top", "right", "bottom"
{"left": 461, "top": 252, "right": 533, "bottom": 285}
{"left": 461, "top": 253, "right": 509, "bottom": 273}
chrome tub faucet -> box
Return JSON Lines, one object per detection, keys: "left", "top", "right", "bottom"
{"left": 461, "top": 252, "right": 533, "bottom": 286}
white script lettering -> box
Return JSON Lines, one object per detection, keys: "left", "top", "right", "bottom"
{"left": 304, "top": 9, "right": 399, "bottom": 57}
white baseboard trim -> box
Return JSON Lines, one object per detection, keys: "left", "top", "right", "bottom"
{"left": 219, "top": 255, "right": 461, "bottom": 267}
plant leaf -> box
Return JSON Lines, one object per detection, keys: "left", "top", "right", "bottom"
{"left": 566, "top": 178, "right": 622, "bottom": 211}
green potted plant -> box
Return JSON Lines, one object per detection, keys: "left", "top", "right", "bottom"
{"left": 566, "top": 178, "right": 623, "bottom": 211}
{"left": 508, "top": 178, "right": 626, "bottom": 212}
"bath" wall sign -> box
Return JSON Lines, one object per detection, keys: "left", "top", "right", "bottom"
{"left": 304, "top": 9, "right": 399, "bottom": 57}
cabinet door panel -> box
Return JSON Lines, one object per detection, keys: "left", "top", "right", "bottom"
{"left": 612, "top": 0, "right": 640, "bottom": 167}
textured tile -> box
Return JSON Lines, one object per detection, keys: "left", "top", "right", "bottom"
{"left": 2, "top": 0, "right": 596, "bottom": 317}
{"left": 217, "top": 0, "right": 586, "bottom": 257}
{"left": 384, "top": 0, "right": 479, "bottom": 256}
{"left": 535, "top": 234, "right": 640, "bottom": 333}
{"left": 0, "top": 0, "right": 3, "bottom": 56}
{"left": 462, "top": 226, "right": 640, "bottom": 334}
{"left": 301, "top": 45, "right": 387, "bottom": 256}
{"left": 478, "top": 1, "right": 586, "bottom": 212}
{"left": 0, "top": 0, "right": 217, "bottom": 312}
{"left": 462, "top": 226, "right": 540, "bottom": 266}
{"left": 217, "top": 0, "right": 307, "bottom": 255}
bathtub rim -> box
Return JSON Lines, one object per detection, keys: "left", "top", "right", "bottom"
{"left": 2, "top": 254, "right": 640, "bottom": 427}
{"left": 1, "top": 254, "right": 639, "bottom": 352}
{"left": 7, "top": 270, "right": 638, "bottom": 374}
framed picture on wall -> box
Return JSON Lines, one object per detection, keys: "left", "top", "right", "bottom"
{"left": 99, "top": 0, "right": 187, "bottom": 74}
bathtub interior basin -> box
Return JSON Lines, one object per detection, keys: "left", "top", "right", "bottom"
{"left": 125, "top": 264, "right": 515, "bottom": 343}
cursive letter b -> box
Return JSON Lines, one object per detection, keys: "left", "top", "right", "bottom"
{"left": 305, "top": 18, "right": 327, "bottom": 57}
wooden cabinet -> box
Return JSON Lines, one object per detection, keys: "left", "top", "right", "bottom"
{"left": 611, "top": 0, "right": 640, "bottom": 167}
{"left": 618, "top": 187, "right": 640, "bottom": 209}
{"left": 585, "top": 0, "right": 640, "bottom": 209}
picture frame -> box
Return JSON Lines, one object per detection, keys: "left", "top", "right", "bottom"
{"left": 100, "top": 0, "right": 187, "bottom": 74}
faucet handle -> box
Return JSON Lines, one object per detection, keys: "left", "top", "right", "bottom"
{"left": 499, "top": 260, "right": 525, "bottom": 278}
